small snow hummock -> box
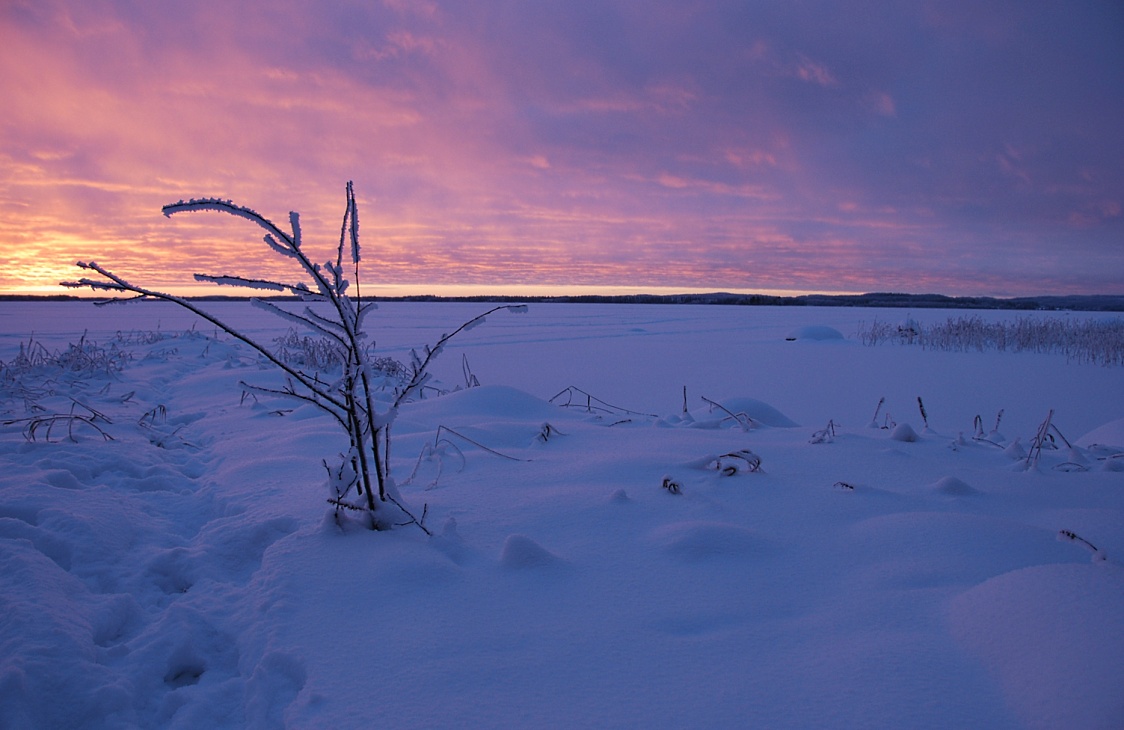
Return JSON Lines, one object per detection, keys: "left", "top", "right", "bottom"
{"left": 785, "top": 325, "right": 845, "bottom": 341}
{"left": 889, "top": 422, "right": 919, "bottom": 442}
{"left": 499, "top": 534, "right": 562, "bottom": 569}
{"left": 931, "top": 476, "right": 979, "bottom": 496}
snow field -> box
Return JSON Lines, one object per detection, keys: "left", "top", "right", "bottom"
{"left": 1, "top": 301, "right": 1122, "bottom": 729}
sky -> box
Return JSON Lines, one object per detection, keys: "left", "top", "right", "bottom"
{"left": 1, "top": 0, "right": 1122, "bottom": 298}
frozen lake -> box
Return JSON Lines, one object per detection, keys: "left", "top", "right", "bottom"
{"left": 2, "top": 300, "right": 1122, "bottom": 729}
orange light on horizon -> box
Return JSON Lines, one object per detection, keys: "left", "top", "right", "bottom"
{"left": 2, "top": 2, "right": 1120, "bottom": 302}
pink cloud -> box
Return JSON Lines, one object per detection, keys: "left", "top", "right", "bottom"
{"left": 1, "top": 0, "right": 1121, "bottom": 298}
{"left": 866, "top": 91, "right": 896, "bottom": 117}
{"left": 794, "top": 54, "right": 837, "bottom": 87}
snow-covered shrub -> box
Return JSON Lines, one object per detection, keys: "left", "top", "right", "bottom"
{"left": 63, "top": 182, "right": 524, "bottom": 530}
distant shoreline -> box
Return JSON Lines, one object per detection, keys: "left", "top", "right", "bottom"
{"left": 2, "top": 292, "right": 1123, "bottom": 311}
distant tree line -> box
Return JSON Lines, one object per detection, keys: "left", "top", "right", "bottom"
{"left": 6, "top": 292, "right": 1123, "bottom": 311}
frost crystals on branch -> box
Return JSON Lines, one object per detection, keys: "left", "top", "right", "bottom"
{"left": 62, "top": 182, "right": 527, "bottom": 531}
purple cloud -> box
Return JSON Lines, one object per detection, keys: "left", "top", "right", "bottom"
{"left": 1, "top": 0, "right": 1121, "bottom": 296}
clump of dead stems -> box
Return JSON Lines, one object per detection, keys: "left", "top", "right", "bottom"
{"left": 859, "top": 315, "right": 1124, "bottom": 366}
{"left": 1, "top": 334, "right": 130, "bottom": 386}
{"left": 810, "top": 420, "right": 836, "bottom": 444}
{"left": 404, "top": 425, "right": 526, "bottom": 490}
{"left": 708, "top": 449, "right": 763, "bottom": 475}
{"left": 1020, "top": 409, "right": 1090, "bottom": 472}
{"left": 549, "top": 386, "right": 657, "bottom": 422}
{"left": 4, "top": 400, "right": 114, "bottom": 443}
{"left": 699, "top": 396, "right": 759, "bottom": 431}
{"left": 0, "top": 333, "right": 136, "bottom": 443}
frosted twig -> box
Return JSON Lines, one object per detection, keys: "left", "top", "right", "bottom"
{"left": 1024, "top": 409, "right": 1055, "bottom": 470}
{"left": 810, "top": 420, "right": 836, "bottom": 444}
{"left": 700, "top": 396, "right": 756, "bottom": 431}
{"left": 548, "top": 386, "right": 656, "bottom": 418}
{"left": 1058, "top": 529, "right": 1106, "bottom": 562}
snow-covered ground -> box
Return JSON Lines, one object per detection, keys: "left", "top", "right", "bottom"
{"left": 2, "top": 301, "right": 1122, "bottom": 729}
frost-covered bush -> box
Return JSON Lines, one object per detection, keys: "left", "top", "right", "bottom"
{"left": 63, "top": 182, "right": 524, "bottom": 530}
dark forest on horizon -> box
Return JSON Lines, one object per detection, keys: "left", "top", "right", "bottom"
{"left": 5, "top": 292, "right": 1124, "bottom": 311}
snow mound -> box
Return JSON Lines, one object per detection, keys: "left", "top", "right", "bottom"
{"left": 786, "top": 325, "right": 844, "bottom": 341}
{"left": 948, "top": 563, "right": 1124, "bottom": 730}
{"left": 715, "top": 397, "right": 799, "bottom": 428}
{"left": 931, "top": 476, "right": 978, "bottom": 496}
{"left": 649, "top": 521, "right": 769, "bottom": 562}
{"left": 608, "top": 489, "right": 630, "bottom": 504}
{"left": 1076, "top": 416, "right": 1124, "bottom": 450}
{"left": 890, "top": 422, "right": 919, "bottom": 442}
{"left": 1003, "top": 438, "right": 1027, "bottom": 460}
{"left": 406, "top": 385, "right": 564, "bottom": 422}
{"left": 499, "top": 534, "right": 561, "bottom": 569}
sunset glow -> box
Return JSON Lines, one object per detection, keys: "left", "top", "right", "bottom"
{"left": 2, "top": 1, "right": 1122, "bottom": 298}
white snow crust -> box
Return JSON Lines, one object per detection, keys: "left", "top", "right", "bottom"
{"left": 1, "top": 301, "right": 1122, "bottom": 729}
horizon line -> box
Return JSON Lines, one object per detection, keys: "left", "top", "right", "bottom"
{"left": 5, "top": 290, "right": 1123, "bottom": 313}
